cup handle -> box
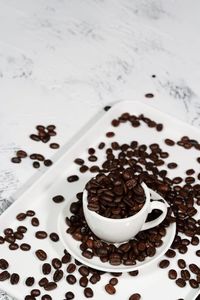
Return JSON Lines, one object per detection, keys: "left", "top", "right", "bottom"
{"left": 141, "top": 195, "right": 169, "bottom": 231}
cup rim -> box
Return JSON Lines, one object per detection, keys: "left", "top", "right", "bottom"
{"left": 83, "top": 182, "right": 150, "bottom": 223}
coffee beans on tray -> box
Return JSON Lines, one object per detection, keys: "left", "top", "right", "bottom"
{"left": 86, "top": 171, "right": 145, "bottom": 219}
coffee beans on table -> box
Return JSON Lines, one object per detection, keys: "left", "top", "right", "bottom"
{"left": 0, "top": 259, "right": 9, "bottom": 270}
{"left": 25, "top": 277, "right": 35, "bottom": 286}
{"left": 52, "top": 195, "right": 65, "bottom": 203}
{"left": 35, "top": 249, "right": 47, "bottom": 261}
{"left": 129, "top": 294, "right": 141, "bottom": 300}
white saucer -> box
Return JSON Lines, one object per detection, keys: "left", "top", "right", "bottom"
{"left": 57, "top": 189, "right": 176, "bottom": 273}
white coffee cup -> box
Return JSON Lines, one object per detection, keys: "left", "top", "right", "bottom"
{"left": 83, "top": 182, "right": 169, "bottom": 243}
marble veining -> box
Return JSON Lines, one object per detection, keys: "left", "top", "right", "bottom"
{"left": 0, "top": 1, "right": 200, "bottom": 299}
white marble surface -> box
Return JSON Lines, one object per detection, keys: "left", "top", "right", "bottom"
{"left": 0, "top": 1, "right": 200, "bottom": 299}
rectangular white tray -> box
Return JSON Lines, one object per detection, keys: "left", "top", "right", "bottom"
{"left": 0, "top": 101, "right": 199, "bottom": 300}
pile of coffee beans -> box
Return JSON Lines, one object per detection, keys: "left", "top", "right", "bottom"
{"left": 10, "top": 124, "right": 59, "bottom": 168}
{"left": 85, "top": 171, "right": 145, "bottom": 218}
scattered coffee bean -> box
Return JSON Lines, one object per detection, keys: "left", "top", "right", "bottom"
{"left": 168, "top": 269, "right": 177, "bottom": 280}
{"left": 31, "top": 289, "right": 41, "bottom": 297}
{"left": 74, "top": 158, "right": 84, "bottom": 165}
{"left": 41, "top": 295, "right": 52, "bottom": 300}
{"left": 104, "top": 106, "right": 111, "bottom": 111}
{"left": 98, "top": 142, "right": 105, "bottom": 149}
{"left": 16, "top": 150, "right": 27, "bottom": 158}
{"left": 176, "top": 278, "right": 186, "bottom": 287}
{"left": 156, "top": 124, "right": 163, "bottom": 131}
{"left": 177, "top": 259, "right": 186, "bottom": 269}
{"left": 145, "top": 93, "right": 154, "bottom": 98}
{"left": 109, "top": 278, "right": 118, "bottom": 286}
{"left": 25, "top": 277, "right": 35, "bottom": 286}
{"left": 79, "top": 266, "right": 89, "bottom": 277}
{"left": 30, "top": 134, "right": 40, "bottom": 141}
{"left": 129, "top": 271, "right": 139, "bottom": 276}
{"left": 9, "top": 243, "right": 19, "bottom": 250}
{"left": 67, "top": 263, "right": 76, "bottom": 273}
{"left": 49, "top": 232, "right": 59, "bottom": 242}
{"left": 35, "top": 249, "right": 47, "bottom": 261}
{"left": 80, "top": 165, "right": 89, "bottom": 173}
{"left": 66, "top": 274, "right": 76, "bottom": 285}
{"left": 79, "top": 276, "right": 88, "bottom": 287}
{"left": 20, "top": 243, "right": 31, "bottom": 251}
{"left": 44, "top": 282, "right": 57, "bottom": 291}
{"left": 0, "top": 259, "right": 9, "bottom": 270}
{"left": 189, "top": 279, "right": 199, "bottom": 288}
{"left": 42, "top": 263, "right": 51, "bottom": 275}
{"left": 31, "top": 217, "right": 40, "bottom": 226}
{"left": 52, "top": 258, "right": 62, "bottom": 269}
{"left": 10, "top": 273, "right": 20, "bottom": 285}
{"left": 106, "top": 131, "right": 115, "bottom": 138}
{"left": 191, "top": 236, "right": 199, "bottom": 246}
{"left": 84, "top": 287, "right": 94, "bottom": 298}
{"left": 44, "top": 159, "right": 53, "bottom": 167}
{"left": 16, "top": 212, "right": 26, "bottom": 221}
{"left": 165, "top": 139, "right": 175, "bottom": 146}
{"left": 181, "top": 270, "right": 190, "bottom": 281}
{"left": 11, "top": 157, "right": 21, "bottom": 163}
{"left": 0, "top": 271, "right": 10, "bottom": 281}
{"left": 165, "top": 249, "right": 176, "bottom": 258}
{"left": 0, "top": 236, "right": 4, "bottom": 244}
{"left": 167, "top": 162, "right": 178, "bottom": 169}
{"left": 26, "top": 210, "right": 35, "bottom": 217}
{"left": 105, "top": 283, "right": 116, "bottom": 295}
{"left": 159, "top": 259, "right": 170, "bottom": 269}
{"left": 33, "top": 161, "right": 40, "bottom": 169}
{"left": 39, "top": 277, "right": 48, "bottom": 287}
{"left": 88, "top": 148, "right": 95, "bottom": 155}
{"left": 65, "top": 291, "right": 75, "bottom": 299}
{"left": 53, "top": 269, "right": 63, "bottom": 282}
{"left": 129, "top": 294, "right": 141, "bottom": 300}
{"left": 67, "top": 175, "right": 79, "bottom": 182}
{"left": 189, "top": 264, "right": 200, "bottom": 275}
{"left": 50, "top": 143, "right": 59, "bottom": 149}
{"left": 17, "top": 225, "right": 27, "bottom": 233}
{"left": 52, "top": 195, "right": 65, "bottom": 203}
{"left": 35, "top": 231, "right": 47, "bottom": 239}
{"left": 196, "top": 250, "right": 200, "bottom": 257}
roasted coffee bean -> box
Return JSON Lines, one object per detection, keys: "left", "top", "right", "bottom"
{"left": 0, "top": 259, "right": 9, "bottom": 270}
{"left": 112, "top": 119, "right": 120, "bottom": 127}
{"left": 176, "top": 278, "right": 186, "bottom": 287}
{"left": 109, "top": 278, "right": 118, "bottom": 286}
{"left": 30, "top": 134, "right": 40, "bottom": 141}
{"left": 88, "top": 155, "right": 97, "bottom": 162}
{"left": 98, "top": 142, "right": 105, "bottom": 149}
{"left": 52, "top": 258, "right": 62, "bottom": 269}
{"left": 65, "top": 291, "right": 75, "bottom": 299}
{"left": 25, "top": 277, "right": 35, "bottom": 286}
{"left": 36, "top": 154, "right": 45, "bottom": 161}
{"left": 186, "top": 169, "right": 195, "bottom": 175}
{"left": 0, "top": 236, "right": 4, "bottom": 244}
{"left": 49, "top": 143, "right": 59, "bottom": 149}
{"left": 191, "top": 236, "right": 199, "bottom": 245}
{"left": 10, "top": 273, "right": 20, "bottom": 285}
{"left": 24, "top": 296, "right": 35, "bottom": 300}
{"left": 167, "top": 162, "right": 178, "bottom": 169}
{"left": 189, "top": 264, "right": 200, "bottom": 275}
{"left": 31, "top": 217, "right": 39, "bottom": 226}
{"left": 84, "top": 287, "right": 94, "bottom": 298}
{"left": 30, "top": 154, "right": 38, "bottom": 160}
{"left": 67, "top": 263, "right": 76, "bottom": 273}
{"left": 39, "top": 277, "right": 48, "bottom": 287}
{"left": 36, "top": 125, "right": 45, "bottom": 131}
{"left": 79, "top": 266, "right": 89, "bottom": 277}
{"left": 196, "top": 250, "right": 200, "bottom": 257}
{"left": 67, "top": 175, "right": 79, "bottom": 182}
{"left": 16, "top": 212, "right": 26, "bottom": 221}
{"left": 79, "top": 276, "right": 88, "bottom": 287}
{"left": 168, "top": 269, "right": 177, "bottom": 280}
{"left": 129, "top": 270, "right": 139, "bottom": 276}
{"left": 52, "top": 195, "right": 65, "bottom": 203}
{"left": 105, "top": 283, "right": 116, "bottom": 295}
{"left": 26, "top": 210, "right": 35, "bottom": 216}
{"left": 5, "top": 235, "right": 15, "bottom": 244}
{"left": 82, "top": 250, "right": 93, "bottom": 259}
{"left": 0, "top": 271, "right": 10, "bottom": 281}
{"left": 178, "top": 245, "right": 188, "bottom": 254}
{"left": 42, "top": 263, "right": 51, "bottom": 275}
{"left": 53, "top": 269, "right": 63, "bottom": 282}
{"left": 44, "top": 159, "right": 53, "bottom": 167}
{"left": 20, "top": 243, "right": 31, "bottom": 251}
{"left": 90, "top": 166, "right": 100, "bottom": 173}
{"left": 106, "top": 132, "right": 115, "bottom": 138}
{"left": 17, "top": 225, "right": 27, "bottom": 233}
{"left": 49, "top": 232, "right": 59, "bottom": 242}
{"left": 41, "top": 295, "right": 52, "bottom": 300}
{"left": 62, "top": 253, "right": 71, "bottom": 264}
{"left": 47, "top": 125, "right": 56, "bottom": 131}
{"left": 156, "top": 124, "right": 163, "bottom": 131}
{"left": 88, "top": 147, "right": 95, "bottom": 155}
{"left": 145, "top": 93, "right": 154, "bottom": 98}
{"left": 159, "top": 259, "right": 170, "bottom": 269}
{"left": 44, "top": 282, "right": 57, "bottom": 291}
{"left": 66, "top": 274, "right": 76, "bottom": 284}
{"left": 165, "top": 139, "right": 175, "bottom": 146}
{"left": 31, "top": 289, "right": 41, "bottom": 297}
{"left": 35, "top": 249, "right": 47, "bottom": 261}
{"left": 80, "top": 165, "right": 89, "bottom": 173}
{"left": 189, "top": 279, "right": 199, "bottom": 288}
{"left": 90, "top": 274, "right": 100, "bottom": 284}
{"left": 165, "top": 249, "right": 176, "bottom": 258}
{"left": 129, "top": 294, "right": 141, "bottom": 300}
{"left": 74, "top": 158, "right": 84, "bottom": 165}
{"left": 181, "top": 270, "right": 190, "bottom": 281}
{"left": 35, "top": 231, "right": 47, "bottom": 239}
{"left": 104, "top": 106, "right": 111, "bottom": 111}
{"left": 177, "top": 259, "right": 186, "bottom": 269}
{"left": 9, "top": 243, "right": 19, "bottom": 250}
{"left": 16, "top": 150, "right": 27, "bottom": 158}
{"left": 33, "top": 161, "right": 40, "bottom": 168}
{"left": 11, "top": 157, "right": 21, "bottom": 163}
{"left": 3, "top": 228, "right": 13, "bottom": 235}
